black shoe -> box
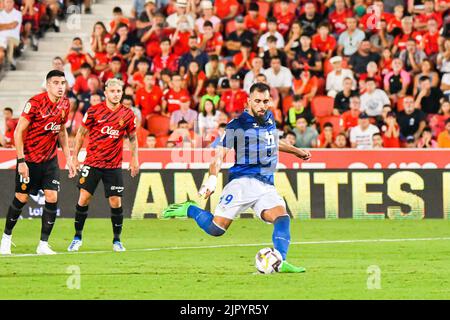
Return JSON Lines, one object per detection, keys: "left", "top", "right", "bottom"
{"left": 10, "top": 63, "right": 16, "bottom": 71}
{"left": 54, "top": 24, "right": 60, "bottom": 33}
{"left": 84, "top": 7, "right": 92, "bottom": 14}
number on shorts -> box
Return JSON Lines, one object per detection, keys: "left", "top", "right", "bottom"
{"left": 81, "top": 166, "right": 91, "bottom": 178}
{"left": 220, "top": 194, "right": 233, "bottom": 205}
{"left": 19, "top": 175, "right": 30, "bottom": 184}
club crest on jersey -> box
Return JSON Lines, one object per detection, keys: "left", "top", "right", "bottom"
{"left": 44, "top": 122, "right": 62, "bottom": 132}
{"left": 79, "top": 177, "right": 85, "bottom": 184}
{"left": 101, "top": 126, "right": 120, "bottom": 139}
{"left": 21, "top": 183, "right": 27, "bottom": 191}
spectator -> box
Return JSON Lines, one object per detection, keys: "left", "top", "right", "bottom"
{"left": 312, "top": 23, "right": 336, "bottom": 61}
{"left": 129, "top": 58, "right": 150, "bottom": 90}
{"left": 405, "top": 135, "right": 417, "bottom": 148}
{"left": 398, "top": 38, "right": 426, "bottom": 74}
{"left": 198, "top": 20, "right": 223, "bottom": 57}
{"left": 334, "top": 77, "right": 358, "bottom": 115}
{"left": 369, "top": 19, "right": 394, "bottom": 54}
{"left": 342, "top": 96, "right": 362, "bottom": 133}
{"left": 90, "top": 21, "right": 111, "bottom": 54}
{"left": 337, "top": 17, "right": 365, "bottom": 57}
{"left": 94, "top": 41, "right": 122, "bottom": 74}
{"left": 292, "top": 34, "right": 322, "bottom": 76}
{"left": 419, "top": 19, "right": 440, "bottom": 59}
{"left": 162, "top": 73, "right": 190, "bottom": 113}
{"left": 225, "top": 15, "right": 254, "bottom": 58}
{"left": 200, "top": 80, "right": 220, "bottom": 111}
{"left": 441, "top": 72, "right": 450, "bottom": 100}
{"left": 135, "top": 1, "right": 157, "bottom": 38}
{"left": 413, "top": 59, "right": 440, "bottom": 96}
{"left": 179, "top": 35, "right": 209, "bottom": 76}
{"left": 2, "top": 107, "right": 17, "bottom": 147}
{"left": 349, "top": 112, "right": 380, "bottom": 149}
{"left": 414, "top": 0, "right": 443, "bottom": 30}
{"left": 384, "top": 58, "right": 411, "bottom": 102}
{"left": 417, "top": 127, "right": 438, "bottom": 148}
{"left": 135, "top": 73, "right": 163, "bottom": 118}
{"left": 65, "top": 37, "right": 94, "bottom": 77}
{"left": 65, "top": 98, "right": 84, "bottom": 137}
{"left": 243, "top": 57, "right": 265, "bottom": 93}
{"left": 0, "top": 0, "right": 22, "bottom": 70}
{"left": 80, "top": 90, "right": 103, "bottom": 115}
{"left": 298, "top": 2, "right": 322, "bottom": 37}
{"left": 274, "top": 0, "right": 295, "bottom": 37}
{"left": 141, "top": 12, "right": 171, "bottom": 58}
{"left": 283, "top": 131, "right": 297, "bottom": 146}
{"left": 333, "top": 133, "right": 348, "bottom": 148}
{"left": 263, "top": 36, "right": 288, "bottom": 69}
{"left": 326, "top": 56, "right": 355, "bottom": 98}
{"left": 219, "top": 74, "right": 247, "bottom": 115}
{"left": 170, "top": 96, "right": 198, "bottom": 131}
{"left": 292, "top": 69, "right": 318, "bottom": 103}
{"left": 371, "top": 133, "right": 384, "bottom": 149}
{"left": 398, "top": 96, "right": 427, "bottom": 141}
{"left": 349, "top": 40, "right": 381, "bottom": 77}
{"left": 166, "top": 0, "right": 195, "bottom": 30}
{"left": 414, "top": 76, "right": 444, "bottom": 114}
{"left": 328, "top": 0, "right": 353, "bottom": 35}
{"left": 169, "top": 14, "right": 194, "bottom": 57}
{"left": 167, "top": 119, "right": 199, "bottom": 148}
{"left": 293, "top": 117, "right": 318, "bottom": 148}
{"left": 392, "top": 16, "right": 422, "bottom": 55}
{"left": 284, "top": 20, "right": 303, "bottom": 61}
{"left": 437, "top": 118, "right": 450, "bottom": 148}
{"left": 381, "top": 111, "right": 400, "bottom": 148}
{"left": 100, "top": 56, "right": 128, "bottom": 84}
{"left": 198, "top": 98, "right": 222, "bottom": 144}
{"left": 430, "top": 101, "right": 450, "bottom": 138}
{"left": 265, "top": 56, "right": 293, "bottom": 97}
{"left": 184, "top": 60, "right": 206, "bottom": 105}
{"left": 213, "top": 0, "right": 239, "bottom": 22}
{"left": 41, "top": 56, "right": 75, "bottom": 90}
{"left": 20, "top": 0, "right": 40, "bottom": 51}
{"left": 217, "top": 62, "right": 236, "bottom": 92}
{"left": 244, "top": 2, "right": 267, "bottom": 36}
{"left": 122, "top": 95, "right": 142, "bottom": 123}
{"left": 135, "top": 113, "right": 151, "bottom": 148}
{"left": 109, "top": 6, "right": 130, "bottom": 35}
{"left": 359, "top": 61, "right": 383, "bottom": 92}
{"left": 73, "top": 63, "right": 98, "bottom": 96}
{"left": 147, "top": 134, "right": 157, "bottom": 148}
{"left": 204, "top": 54, "right": 224, "bottom": 80}
{"left": 317, "top": 122, "right": 337, "bottom": 148}
{"left": 233, "top": 39, "right": 256, "bottom": 75}
{"left": 151, "top": 37, "right": 179, "bottom": 77}
{"left": 360, "top": 78, "right": 390, "bottom": 117}
{"left": 257, "top": 17, "right": 285, "bottom": 54}
{"left": 195, "top": 1, "right": 220, "bottom": 33}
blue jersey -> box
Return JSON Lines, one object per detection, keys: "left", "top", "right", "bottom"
{"left": 221, "top": 110, "right": 278, "bottom": 185}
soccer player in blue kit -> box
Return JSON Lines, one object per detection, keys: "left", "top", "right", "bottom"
{"left": 163, "top": 83, "right": 311, "bottom": 273}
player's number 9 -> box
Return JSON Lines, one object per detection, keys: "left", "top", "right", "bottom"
{"left": 220, "top": 194, "right": 233, "bottom": 205}
{"left": 81, "top": 166, "right": 90, "bottom": 178}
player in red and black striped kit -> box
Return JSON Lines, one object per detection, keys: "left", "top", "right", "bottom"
{"left": 68, "top": 78, "right": 139, "bottom": 252}
{"left": 0, "top": 70, "right": 77, "bottom": 255}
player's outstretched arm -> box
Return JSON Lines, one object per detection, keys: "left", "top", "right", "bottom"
{"left": 73, "top": 126, "right": 89, "bottom": 171}
{"left": 58, "top": 128, "right": 76, "bottom": 178}
{"left": 199, "top": 146, "right": 230, "bottom": 199}
{"left": 278, "top": 139, "right": 311, "bottom": 161}
{"left": 14, "top": 116, "right": 31, "bottom": 179}
{"left": 128, "top": 132, "right": 139, "bottom": 178}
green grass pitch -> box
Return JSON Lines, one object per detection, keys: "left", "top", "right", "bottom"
{"left": 0, "top": 218, "right": 449, "bottom": 300}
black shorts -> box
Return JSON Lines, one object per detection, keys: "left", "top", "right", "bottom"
{"left": 15, "top": 157, "right": 60, "bottom": 196}
{"left": 77, "top": 165, "right": 124, "bottom": 198}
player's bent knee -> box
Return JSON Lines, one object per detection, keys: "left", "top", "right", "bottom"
{"left": 108, "top": 196, "right": 122, "bottom": 208}
{"left": 44, "top": 191, "right": 58, "bottom": 203}
{"left": 207, "top": 221, "right": 226, "bottom": 237}
{"left": 261, "top": 206, "right": 288, "bottom": 223}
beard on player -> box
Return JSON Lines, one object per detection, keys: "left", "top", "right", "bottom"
{"left": 250, "top": 105, "right": 268, "bottom": 126}
{"left": 105, "top": 86, "right": 123, "bottom": 107}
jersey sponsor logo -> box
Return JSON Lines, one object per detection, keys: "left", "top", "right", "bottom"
{"left": 44, "top": 122, "right": 62, "bottom": 132}
{"left": 101, "top": 126, "right": 120, "bottom": 138}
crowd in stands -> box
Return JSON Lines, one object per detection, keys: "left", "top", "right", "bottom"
{"left": 1, "top": 0, "right": 450, "bottom": 149}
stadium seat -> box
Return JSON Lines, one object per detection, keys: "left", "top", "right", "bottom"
{"left": 282, "top": 95, "right": 294, "bottom": 115}
{"left": 317, "top": 116, "right": 343, "bottom": 135}
{"left": 311, "top": 96, "right": 334, "bottom": 117}
{"left": 257, "top": 1, "right": 271, "bottom": 17}
{"left": 147, "top": 114, "right": 170, "bottom": 137}
{"left": 273, "top": 2, "right": 297, "bottom": 15}
{"left": 225, "top": 20, "right": 237, "bottom": 37}
{"left": 397, "top": 97, "right": 405, "bottom": 112}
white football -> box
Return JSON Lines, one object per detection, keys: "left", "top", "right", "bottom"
{"left": 255, "top": 247, "right": 283, "bottom": 274}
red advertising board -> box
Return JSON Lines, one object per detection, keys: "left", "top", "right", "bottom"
{"left": 1, "top": 148, "right": 449, "bottom": 169}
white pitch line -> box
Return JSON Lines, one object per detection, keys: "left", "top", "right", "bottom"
{"left": 2, "top": 237, "right": 450, "bottom": 258}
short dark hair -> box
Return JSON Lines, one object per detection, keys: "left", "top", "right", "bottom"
{"left": 178, "top": 119, "right": 188, "bottom": 126}
{"left": 80, "top": 63, "right": 92, "bottom": 70}
{"left": 122, "top": 95, "right": 133, "bottom": 101}
{"left": 203, "top": 20, "right": 213, "bottom": 28}
{"left": 419, "top": 75, "right": 430, "bottom": 82}
{"left": 365, "top": 77, "right": 376, "bottom": 83}
{"left": 445, "top": 118, "right": 450, "bottom": 125}
{"left": 160, "top": 37, "right": 171, "bottom": 44}
{"left": 285, "top": 130, "right": 296, "bottom": 138}
{"left": 46, "top": 70, "right": 65, "bottom": 80}
{"left": 111, "top": 56, "right": 122, "bottom": 63}
{"left": 267, "top": 35, "right": 277, "bottom": 43}
{"left": 249, "top": 82, "right": 270, "bottom": 95}
{"left": 293, "top": 94, "right": 303, "bottom": 102}
{"left": 323, "top": 122, "right": 333, "bottom": 129}
{"left": 117, "top": 22, "right": 128, "bottom": 30}
{"left": 4, "top": 107, "right": 13, "bottom": 113}
{"left": 113, "top": 6, "right": 123, "bottom": 13}
{"left": 73, "top": 37, "right": 82, "bottom": 42}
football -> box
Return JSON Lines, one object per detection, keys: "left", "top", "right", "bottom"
{"left": 255, "top": 247, "right": 283, "bottom": 274}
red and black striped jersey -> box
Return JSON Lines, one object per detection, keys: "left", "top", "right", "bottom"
{"left": 82, "top": 102, "right": 136, "bottom": 169}
{"left": 21, "top": 92, "right": 70, "bottom": 163}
